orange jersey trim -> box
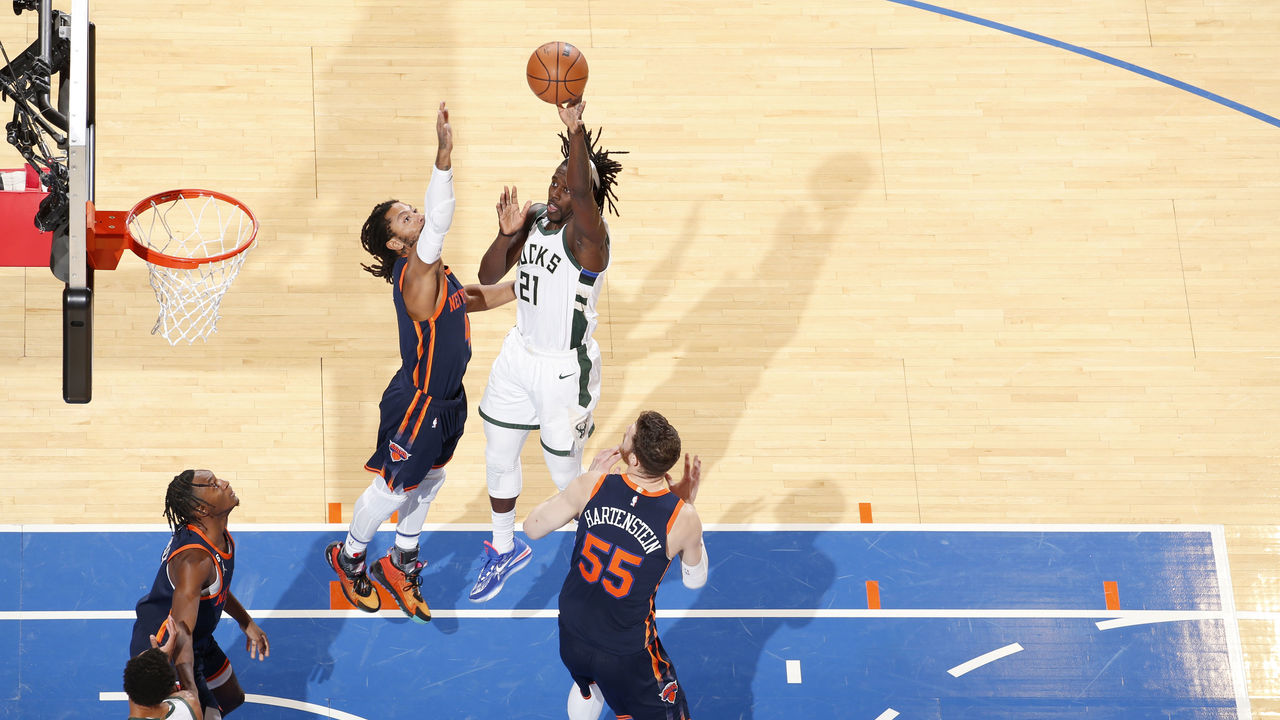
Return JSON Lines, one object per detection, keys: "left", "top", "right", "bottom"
{"left": 588, "top": 473, "right": 608, "bottom": 501}
{"left": 184, "top": 524, "right": 232, "bottom": 560}
{"left": 620, "top": 473, "right": 670, "bottom": 497}
{"left": 666, "top": 499, "right": 685, "bottom": 536}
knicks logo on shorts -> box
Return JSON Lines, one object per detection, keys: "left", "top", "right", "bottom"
{"left": 389, "top": 441, "right": 411, "bottom": 462}
{"left": 659, "top": 681, "right": 679, "bottom": 704}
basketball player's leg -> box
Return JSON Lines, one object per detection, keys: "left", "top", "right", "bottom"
{"left": 472, "top": 336, "right": 539, "bottom": 602}
{"left": 537, "top": 344, "right": 603, "bottom": 490}
{"left": 201, "top": 641, "right": 242, "bottom": 719}
{"left": 328, "top": 381, "right": 425, "bottom": 611}
{"left": 606, "top": 636, "right": 690, "bottom": 720}
{"left": 560, "top": 629, "right": 610, "bottom": 720}
{"left": 368, "top": 408, "right": 460, "bottom": 623}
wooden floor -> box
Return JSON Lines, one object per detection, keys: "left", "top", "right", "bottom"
{"left": 2, "top": 1, "right": 1278, "bottom": 714}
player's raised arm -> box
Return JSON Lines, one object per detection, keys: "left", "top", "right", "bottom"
{"left": 666, "top": 454, "right": 708, "bottom": 589}
{"left": 399, "top": 101, "right": 455, "bottom": 321}
{"left": 478, "top": 186, "right": 537, "bottom": 284}
{"left": 557, "top": 99, "right": 609, "bottom": 271}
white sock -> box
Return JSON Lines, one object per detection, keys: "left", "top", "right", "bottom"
{"left": 491, "top": 509, "right": 516, "bottom": 554}
{"left": 566, "top": 682, "right": 604, "bottom": 720}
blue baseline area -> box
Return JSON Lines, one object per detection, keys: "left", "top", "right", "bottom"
{"left": 0, "top": 526, "right": 1240, "bottom": 720}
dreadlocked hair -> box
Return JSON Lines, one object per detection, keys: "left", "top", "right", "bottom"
{"left": 163, "top": 469, "right": 208, "bottom": 533}
{"left": 360, "top": 199, "right": 400, "bottom": 283}
{"left": 560, "top": 127, "right": 627, "bottom": 216}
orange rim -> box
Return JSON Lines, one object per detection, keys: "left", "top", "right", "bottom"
{"left": 125, "top": 188, "right": 259, "bottom": 270}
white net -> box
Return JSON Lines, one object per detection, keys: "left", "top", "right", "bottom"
{"left": 127, "top": 191, "right": 257, "bottom": 344}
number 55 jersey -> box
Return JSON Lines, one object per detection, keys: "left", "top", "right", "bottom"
{"left": 558, "top": 472, "right": 685, "bottom": 653}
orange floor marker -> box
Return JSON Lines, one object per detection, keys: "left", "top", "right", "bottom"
{"left": 1104, "top": 581, "right": 1120, "bottom": 610}
{"left": 327, "top": 502, "right": 342, "bottom": 523}
{"left": 390, "top": 511, "right": 398, "bottom": 523}
{"left": 866, "top": 580, "right": 881, "bottom": 609}
{"left": 859, "top": 502, "right": 873, "bottom": 523}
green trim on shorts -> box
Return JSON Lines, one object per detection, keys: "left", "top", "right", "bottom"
{"left": 478, "top": 407, "right": 540, "bottom": 431}
{"left": 576, "top": 346, "right": 592, "bottom": 407}
{"left": 540, "top": 439, "right": 574, "bottom": 457}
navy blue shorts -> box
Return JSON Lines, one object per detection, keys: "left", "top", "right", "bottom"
{"left": 129, "top": 624, "right": 229, "bottom": 714}
{"left": 559, "top": 622, "right": 691, "bottom": 720}
{"left": 366, "top": 382, "right": 467, "bottom": 492}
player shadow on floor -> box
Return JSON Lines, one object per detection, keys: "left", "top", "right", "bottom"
{"left": 223, "top": 534, "right": 359, "bottom": 712}
{"left": 663, "top": 493, "right": 841, "bottom": 720}
{"left": 603, "top": 151, "right": 874, "bottom": 476}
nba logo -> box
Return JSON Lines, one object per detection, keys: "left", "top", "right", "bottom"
{"left": 389, "top": 441, "right": 411, "bottom": 462}
{"left": 630, "top": 495, "right": 638, "bottom": 507}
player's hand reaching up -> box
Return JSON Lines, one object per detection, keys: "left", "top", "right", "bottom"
{"left": 435, "top": 101, "right": 453, "bottom": 170}
{"left": 557, "top": 98, "right": 585, "bottom": 133}
{"left": 667, "top": 454, "right": 702, "bottom": 504}
{"left": 496, "top": 186, "right": 531, "bottom": 236}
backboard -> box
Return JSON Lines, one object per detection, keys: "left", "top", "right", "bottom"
{"left": 0, "top": 0, "right": 95, "bottom": 402}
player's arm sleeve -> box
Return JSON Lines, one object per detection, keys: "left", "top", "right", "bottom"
{"left": 681, "top": 538, "right": 708, "bottom": 589}
{"left": 416, "top": 166, "right": 455, "bottom": 264}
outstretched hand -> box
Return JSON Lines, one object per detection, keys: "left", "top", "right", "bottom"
{"left": 557, "top": 98, "right": 585, "bottom": 133}
{"left": 435, "top": 101, "right": 453, "bottom": 170}
{"left": 495, "top": 186, "right": 531, "bottom": 236}
{"left": 666, "top": 453, "right": 702, "bottom": 504}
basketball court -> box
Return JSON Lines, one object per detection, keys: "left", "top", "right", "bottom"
{"left": 1, "top": 0, "right": 1277, "bottom": 718}
{"left": 1, "top": 524, "right": 1252, "bottom": 718}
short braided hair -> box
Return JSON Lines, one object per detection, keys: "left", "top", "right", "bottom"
{"left": 163, "top": 469, "right": 209, "bottom": 533}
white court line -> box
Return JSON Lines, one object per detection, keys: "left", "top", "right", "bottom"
{"left": 0, "top": 608, "right": 1234, "bottom": 622}
{"left": 1239, "top": 611, "right": 1280, "bottom": 622}
{"left": 1211, "top": 527, "right": 1252, "bottom": 720}
{"left": 100, "top": 692, "right": 369, "bottom": 720}
{"left": 9, "top": 522, "right": 1225, "bottom": 533}
{"left": 947, "top": 642, "right": 1023, "bottom": 677}
{"left": 874, "top": 710, "right": 900, "bottom": 720}
{"left": 785, "top": 659, "right": 802, "bottom": 684}
{"left": 1096, "top": 612, "right": 1222, "bottom": 630}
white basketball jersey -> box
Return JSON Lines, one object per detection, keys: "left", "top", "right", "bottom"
{"left": 162, "top": 696, "right": 199, "bottom": 719}
{"left": 514, "top": 209, "right": 608, "bottom": 352}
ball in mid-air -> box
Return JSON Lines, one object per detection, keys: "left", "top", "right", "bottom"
{"left": 526, "top": 41, "right": 588, "bottom": 104}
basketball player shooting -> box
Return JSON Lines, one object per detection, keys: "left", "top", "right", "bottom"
{"left": 470, "top": 98, "right": 627, "bottom": 603}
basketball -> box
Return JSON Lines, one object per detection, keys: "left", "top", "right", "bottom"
{"left": 526, "top": 41, "right": 589, "bottom": 105}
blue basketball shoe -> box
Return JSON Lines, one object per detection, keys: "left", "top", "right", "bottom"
{"left": 468, "top": 536, "right": 532, "bottom": 602}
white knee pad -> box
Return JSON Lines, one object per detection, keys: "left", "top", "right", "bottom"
{"left": 349, "top": 476, "right": 409, "bottom": 545}
{"left": 395, "top": 468, "right": 444, "bottom": 545}
{"left": 485, "top": 421, "right": 529, "bottom": 499}
{"left": 542, "top": 449, "right": 583, "bottom": 492}
{"left": 566, "top": 681, "right": 604, "bottom": 720}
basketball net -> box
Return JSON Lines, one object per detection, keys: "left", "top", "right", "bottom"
{"left": 127, "top": 192, "right": 256, "bottom": 344}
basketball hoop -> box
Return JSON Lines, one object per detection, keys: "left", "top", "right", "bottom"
{"left": 87, "top": 189, "right": 258, "bottom": 344}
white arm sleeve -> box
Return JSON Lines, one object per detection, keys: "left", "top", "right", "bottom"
{"left": 424, "top": 166, "right": 454, "bottom": 233}
{"left": 416, "top": 167, "right": 455, "bottom": 264}
{"left": 681, "top": 539, "right": 708, "bottom": 589}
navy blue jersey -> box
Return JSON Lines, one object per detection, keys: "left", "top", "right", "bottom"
{"left": 391, "top": 259, "right": 471, "bottom": 399}
{"left": 558, "top": 473, "right": 685, "bottom": 654}
{"left": 131, "top": 524, "right": 235, "bottom": 651}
